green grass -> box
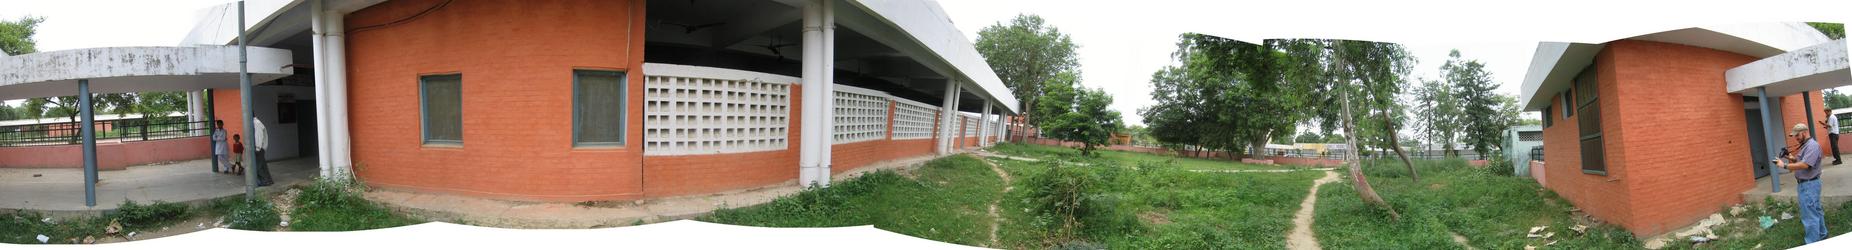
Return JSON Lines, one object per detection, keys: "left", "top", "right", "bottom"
{"left": 1314, "top": 159, "right": 1639, "bottom": 249}
{"left": 989, "top": 143, "right": 1283, "bottom": 171}
{"left": 701, "top": 155, "right": 1005, "bottom": 246}
{"left": 289, "top": 180, "right": 422, "bottom": 231}
{"left": 701, "top": 143, "right": 1321, "bottom": 249}
{"left": 991, "top": 155, "right": 1320, "bottom": 249}
{"left": 1656, "top": 198, "right": 1852, "bottom": 249}
{"left": 0, "top": 200, "right": 193, "bottom": 244}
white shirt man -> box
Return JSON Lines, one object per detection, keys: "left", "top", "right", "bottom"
{"left": 252, "top": 118, "right": 268, "bottom": 151}
{"left": 1826, "top": 116, "right": 1843, "bottom": 165}
{"left": 251, "top": 118, "right": 272, "bottom": 186}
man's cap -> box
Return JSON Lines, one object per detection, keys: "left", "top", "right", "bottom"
{"left": 1792, "top": 123, "right": 1810, "bottom": 136}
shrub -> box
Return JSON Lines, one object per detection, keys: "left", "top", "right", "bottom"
{"left": 224, "top": 199, "right": 280, "bottom": 231}
{"left": 1024, "top": 162, "right": 1139, "bottom": 242}
{"left": 1485, "top": 158, "right": 1515, "bottom": 176}
{"left": 106, "top": 200, "right": 190, "bottom": 232}
{"left": 291, "top": 180, "right": 421, "bottom": 231}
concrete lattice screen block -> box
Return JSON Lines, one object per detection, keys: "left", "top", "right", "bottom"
{"left": 892, "top": 98, "right": 938, "bottom": 140}
{"left": 643, "top": 75, "right": 791, "bottom": 156}
{"left": 963, "top": 113, "right": 979, "bottom": 136}
{"left": 833, "top": 85, "right": 889, "bottom": 144}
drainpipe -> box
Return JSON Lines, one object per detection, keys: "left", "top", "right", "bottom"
{"left": 817, "top": 0, "right": 835, "bottom": 187}
{"left": 311, "top": 0, "right": 332, "bottom": 179}
{"left": 798, "top": 0, "right": 824, "bottom": 187}
{"left": 80, "top": 79, "right": 96, "bottom": 207}
{"left": 239, "top": 0, "right": 258, "bottom": 200}
{"left": 1758, "top": 87, "right": 1781, "bottom": 192}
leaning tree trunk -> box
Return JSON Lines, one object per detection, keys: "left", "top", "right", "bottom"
{"left": 1341, "top": 81, "right": 1402, "bottom": 221}
{"left": 1381, "top": 110, "right": 1420, "bottom": 182}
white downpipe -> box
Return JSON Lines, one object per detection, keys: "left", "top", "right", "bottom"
{"left": 797, "top": 0, "right": 825, "bottom": 187}
{"left": 817, "top": 0, "right": 835, "bottom": 187}
{"left": 937, "top": 82, "right": 960, "bottom": 155}
{"left": 326, "top": 8, "right": 353, "bottom": 180}
{"left": 978, "top": 102, "right": 991, "bottom": 147}
{"left": 310, "top": 0, "right": 332, "bottom": 178}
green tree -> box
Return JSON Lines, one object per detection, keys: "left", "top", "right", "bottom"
{"left": 1275, "top": 38, "right": 1409, "bottom": 220}
{"left": 1413, "top": 78, "right": 1462, "bottom": 156}
{"left": 1809, "top": 22, "right": 1845, "bottom": 40}
{"left": 1033, "top": 71, "right": 1079, "bottom": 133}
{"left": 1, "top": 15, "right": 45, "bottom": 56}
{"left": 975, "top": 14, "right": 1081, "bottom": 142}
{"left": 24, "top": 96, "right": 82, "bottom": 122}
{"left": 1139, "top": 34, "right": 1301, "bottom": 160}
{"left": 0, "top": 103, "right": 20, "bottom": 121}
{"left": 1826, "top": 90, "right": 1852, "bottom": 110}
{"left": 1447, "top": 50, "right": 1508, "bottom": 160}
{"left": 1044, "top": 87, "right": 1122, "bottom": 156}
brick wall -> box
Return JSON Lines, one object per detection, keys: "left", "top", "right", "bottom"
{"left": 0, "top": 137, "right": 211, "bottom": 170}
{"left": 345, "top": 0, "right": 649, "bottom": 201}
{"left": 1544, "top": 40, "right": 1775, "bottom": 236}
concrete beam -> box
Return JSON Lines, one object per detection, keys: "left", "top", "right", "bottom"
{"left": 1727, "top": 39, "right": 1851, "bottom": 97}
{"left": 0, "top": 46, "right": 294, "bottom": 100}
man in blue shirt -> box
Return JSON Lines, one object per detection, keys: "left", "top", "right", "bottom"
{"left": 1775, "top": 123, "right": 1827, "bottom": 243}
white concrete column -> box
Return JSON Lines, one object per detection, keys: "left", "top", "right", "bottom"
{"left": 798, "top": 0, "right": 827, "bottom": 187}
{"left": 311, "top": 0, "right": 333, "bottom": 179}
{"left": 816, "top": 0, "right": 835, "bottom": 187}
{"left": 978, "top": 101, "right": 992, "bottom": 147}
{"left": 937, "top": 82, "right": 961, "bottom": 155}
{"left": 1000, "top": 112, "right": 1011, "bottom": 143}
{"left": 325, "top": 7, "right": 354, "bottom": 180}
{"left": 186, "top": 91, "right": 202, "bottom": 136}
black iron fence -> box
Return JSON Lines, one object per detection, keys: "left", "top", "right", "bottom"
{"left": 0, "top": 117, "right": 211, "bottom": 147}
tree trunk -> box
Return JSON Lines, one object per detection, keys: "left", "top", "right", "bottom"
{"left": 1381, "top": 110, "right": 1420, "bottom": 182}
{"left": 1340, "top": 75, "right": 1401, "bottom": 221}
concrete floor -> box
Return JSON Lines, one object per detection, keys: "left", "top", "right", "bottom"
{"left": 0, "top": 157, "right": 317, "bottom": 213}
{"left": 1742, "top": 158, "right": 1852, "bottom": 210}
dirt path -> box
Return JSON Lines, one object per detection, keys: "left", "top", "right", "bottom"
{"left": 1287, "top": 171, "right": 1341, "bottom": 250}
{"left": 975, "top": 156, "right": 1016, "bottom": 248}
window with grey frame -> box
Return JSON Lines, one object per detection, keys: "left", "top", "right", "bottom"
{"left": 421, "top": 74, "right": 463, "bottom": 145}
{"left": 574, "top": 70, "right": 627, "bottom": 147}
{"left": 1542, "top": 105, "right": 1553, "bottom": 128}
{"left": 1573, "top": 65, "right": 1605, "bottom": 174}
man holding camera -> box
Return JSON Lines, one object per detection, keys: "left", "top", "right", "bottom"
{"left": 1775, "top": 123, "right": 1827, "bottom": 243}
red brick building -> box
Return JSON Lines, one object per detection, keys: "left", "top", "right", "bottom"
{"left": 171, "top": 0, "right": 1018, "bottom": 202}
{"left": 1520, "top": 24, "right": 1846, "bottom": 236}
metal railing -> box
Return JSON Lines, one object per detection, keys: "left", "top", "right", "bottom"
{"left": 0, "top": 117, "right": 211, "bottom": 147}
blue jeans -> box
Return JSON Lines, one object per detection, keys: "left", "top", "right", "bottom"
{"left": 1800, "top": 179, "right": 1827, "bottom": 243}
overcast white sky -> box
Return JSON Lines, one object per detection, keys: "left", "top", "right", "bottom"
{"left": 937, "top": 0, "right": 1848, "bottom": 126}
{"left": 3, "top": 0, "right": 1848, "bottom": 121}
{"left": 939, "top": 0, "right": 1540, "bottom": 126}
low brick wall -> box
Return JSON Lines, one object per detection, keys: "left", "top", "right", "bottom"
{"left": 1017, "top": 138, "right": 1498, "bottom": 169}
{"left": 0, "top": 136, "right": 212, "bottom": 170}
{"left": 1530, "top": 160, "right": 1547, "bottom": 186}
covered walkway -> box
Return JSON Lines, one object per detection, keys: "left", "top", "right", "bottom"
{"left": 0, "top": 158, "right": 316, "bottom": 212}
{"left": 0, "top": 44, "right": 299, "bottom": 208}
